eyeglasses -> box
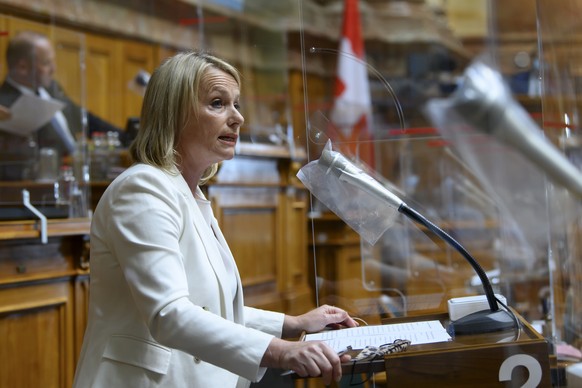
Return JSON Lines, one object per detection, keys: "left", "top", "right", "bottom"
{"left": 347, "top": 339, "right": 411, "bottom": 387}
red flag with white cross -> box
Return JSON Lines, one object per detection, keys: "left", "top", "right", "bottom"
{"left": 329, "top": 0, "right": 375, "bottom": 167}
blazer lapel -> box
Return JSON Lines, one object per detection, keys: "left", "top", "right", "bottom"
{"left": 210, "top": 217, "right": 245, "bottom": 323}
{"left": 167, "top": 173, "right": 236, "bottom": 319}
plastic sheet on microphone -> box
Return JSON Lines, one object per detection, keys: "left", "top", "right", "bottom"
{"left": 297, "top": 141, "right": 399, "bottom": 246}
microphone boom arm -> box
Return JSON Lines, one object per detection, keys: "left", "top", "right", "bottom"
{"left": 316, "top": 146, "right": 516, "bottom": 334}
{"left": 397, "top": 204, "right": 498, "bottom": 312}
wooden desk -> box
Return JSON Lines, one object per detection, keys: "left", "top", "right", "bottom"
{"left": 0, "top": 218, "right": 91, "bottom": 388}
{"left": 337, "top": 312, "right": 552, "bottom": 387}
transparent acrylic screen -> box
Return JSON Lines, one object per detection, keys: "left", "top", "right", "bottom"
{"left": 298, "top": 0, "right": 509, "bottom": 327}
{"left": 299, "top": 0, "right": 581, "bottom": 372}
{"left": 0, "top": 0, "right": 578, "bottom": 374}
{"left": 536, "top": 0, "right": 582, "bottom": 359}
{"left": 299, "top": 0, "right": 581, "bottom": 361}
{"left": 0, "top": 16, "right": 90, "bottom": 219}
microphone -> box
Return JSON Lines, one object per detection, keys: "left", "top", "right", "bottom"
{"left": 446, "top": 61, "right": 582, "bottom": 199}
{"left": 318, "top": 148, "right": 404, "bottom": 210}
{"left": 318, "top": 147, "right": 516, "bottom": 335}
{"left": 128, "top": 69, "right": 151, "bottom": 97}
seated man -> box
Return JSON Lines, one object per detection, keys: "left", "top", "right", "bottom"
{"left": 0, "top": 30, "right": 122, "bottom": 180}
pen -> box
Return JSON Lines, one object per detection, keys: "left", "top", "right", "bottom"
{"left": 298, "top": 330, "right": 306, "bottom": 342}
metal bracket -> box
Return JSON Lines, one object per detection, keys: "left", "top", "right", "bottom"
{"left": 22, "top": 189, "right": 48, "bottom": 244}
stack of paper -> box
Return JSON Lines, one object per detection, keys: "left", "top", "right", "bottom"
{"left": 304, "top": 320, "right": 451, "bottom": 353}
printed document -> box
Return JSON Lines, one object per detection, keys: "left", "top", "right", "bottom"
{"left": 0, "top": 94, "right": 65, "bottom": 136}
{"left": 304, "top": 320, "right": 451, "bottom": 352}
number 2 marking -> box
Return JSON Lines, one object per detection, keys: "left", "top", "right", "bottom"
{"left": 499, "top": 354, "right": 542, "bottom": 388}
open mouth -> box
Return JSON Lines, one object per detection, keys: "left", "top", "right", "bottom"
{"left": 218, "top": 134, "right": 237, "bottom": 143}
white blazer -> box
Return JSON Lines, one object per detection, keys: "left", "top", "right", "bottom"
{"left": 73, "top": 164, "right": 285, "bottom": 388}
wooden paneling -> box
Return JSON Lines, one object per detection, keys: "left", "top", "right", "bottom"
{"left": 0, "top": 219, "right": 89, "bottom": 388}
{"left": 53, "top": 27, "right": 84, "bottom": 106}
{"left": 0, "top": 15, "right": 157, "bottom": 130}
{"left": 209, "top": 150, "right": 313, "bottom": 314}
{"left": 288, "top": 69, "right": 330, "bottom": 155}
{"left": 221, "top": 202, "right": 278, "bottom": 286}
{"left": 0, "top": 281, "right": 74, "bottom": 388}
{"left": 5, "top": 15, "right": 48, "bottom": 36}
{"left": 279, "top": 184, "right": 314, "bottom": 316}
{"left": 119, "top": 40, "right": 155, "bottom": 121}
{"left": 85, "top": 33, "right": 124, "bottom": 128}
{"left": 154, "top": 44, "right": 179, "bottom": 69}
{"left": 211, "top": 185, "right": 282, "bottom": 311}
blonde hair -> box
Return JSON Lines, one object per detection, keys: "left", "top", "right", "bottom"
{"left": 129, "top": 50, "right": 241, "bottom": 185}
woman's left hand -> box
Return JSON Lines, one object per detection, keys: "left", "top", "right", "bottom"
{"left": 283, "top": 304, "right": 358, "bottom": 337}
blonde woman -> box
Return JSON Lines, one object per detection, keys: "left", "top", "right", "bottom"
{"left": 73, "top": 51, "right": 356, "bottom": 388}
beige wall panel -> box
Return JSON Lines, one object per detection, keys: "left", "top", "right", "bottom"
{"left": 222, "top": 208, "right": 277, "bottom": 286}
{"left": 86, "top": 33, "right": 124, "bottom": 127}
{"left": 120, "top": 40, "right": 155, "bottom": 121}
{"left": 53, "top": 27, "right": 84, "bottom": 105}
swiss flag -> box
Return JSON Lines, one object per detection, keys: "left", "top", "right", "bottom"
{"left": 329, "top": 0, "right": 374, "bottom": 167}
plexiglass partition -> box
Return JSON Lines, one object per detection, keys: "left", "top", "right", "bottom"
{"left": 0, "top": 17, "right": 91, "bottom": 221}
{"left": 299, "top": 0, "right": 481, "bottom": 326}
{"left": 537, "top": 0, "right": 582, "bottom": 374}
{"left": 1, "top": 0, "right": 580, "bottom": 386}
{"left": 0, "top": 1, "right": 294, "bottom": 222}
{"left": 0, "top": 2, "right": 301, "bottom": 387}
{"left": 299, "top": 1, "right": 579, "bottom": 385}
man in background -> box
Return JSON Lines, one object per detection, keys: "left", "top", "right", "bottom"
{"left": 0, "top": 30, "right": 122, "bottom": 180}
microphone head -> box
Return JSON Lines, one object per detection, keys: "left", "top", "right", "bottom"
{"left": 317, "top": 146, "right": 340, "bottom": 175}
{"left": 447, "top": 61, "right": 582, "bottom": 199}
{"left": 318, "top": 146, "right": 361, "bottom": 178}
{"left": 298, "top": 142, "right": 400, "bottom": 245}
{"left": 135, "top": 70, "right": 151, "bottom": 87}
{"left": 450, "top": 62, "right": 505, "bottom": 135}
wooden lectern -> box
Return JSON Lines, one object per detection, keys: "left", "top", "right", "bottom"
{"left": 335, "top": 311, "right": 552, "bottom": 387}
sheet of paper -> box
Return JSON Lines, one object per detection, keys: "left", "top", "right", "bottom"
{"left": 0, "top": 94, "right": 65, "bottom": 136}
{"left": 304, "top": 320, "right": 451, "bottom": 352}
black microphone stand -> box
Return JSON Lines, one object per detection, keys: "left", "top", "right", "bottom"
{"left": 312, "top": 146, "right": 517, "bottom": 335}
{"left": 398, "top": 204, "right": 516, "bottom": 335}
